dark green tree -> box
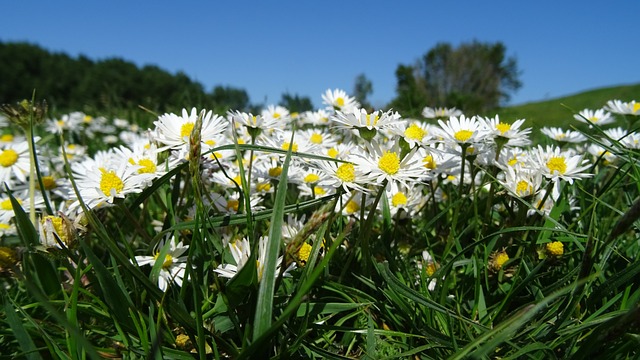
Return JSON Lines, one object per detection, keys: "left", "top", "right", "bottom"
{"left": 278, "top": 93, "right": 313, "bottom": 113}
{"left": 389, "top": 40, "right": 522, "bottom": 115}
{"left": 0, "top": 41, "right": 252, "bottom": 114}
{"left": 353, "top": 73, "right": 373, "bottom": 110}
{"left": 210, "top": 85, "right": 250, "bottom": 112}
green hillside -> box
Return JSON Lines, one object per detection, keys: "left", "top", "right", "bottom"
{"left": 495, "top": 83, "right": 640, "bottom": 129}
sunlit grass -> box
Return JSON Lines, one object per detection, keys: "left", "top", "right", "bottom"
{"left": 0, "top": 93, "right": 639, "bottom": 359}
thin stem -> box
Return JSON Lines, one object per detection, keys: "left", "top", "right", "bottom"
{"left": 25, "top": 127, "right": 36, "bottom": 226}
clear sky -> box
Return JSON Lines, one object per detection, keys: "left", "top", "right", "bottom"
{"left": 1, "top": 1, "right": 638, "bottom": 109}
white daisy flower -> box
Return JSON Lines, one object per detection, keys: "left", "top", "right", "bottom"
{"left": 0, "top": 190, "right": 44, "bottom": 223}
{"left": 529, "top": 145, "right": 592, "bottom": 200}
{"left": 331, "top": 108, "right": 403, "bottom": 133}
{"left": 112, "top": 143, "right": 181, "bottom": 186}
{"left": 540, "top": 127, "right": 587, "bottom": 143}
{"left": 574, "top": 108, "right": 615, "bottom": 126}
{"left": 417, "top": 250, "right": 438, "bottom": 291}
{"left": 153, "top": 108, "right": 228, "bottom": 154}
{"left": 70, "top": 156, "right": 155, "bottom": 210}
{"left": 437, "top": 115, "right": 485, "bottom": 149}
{"left": 604, "top": 99, "right": 640, "bottom": 116}
{"left": 321, "top": 88, "right": 360, "bottom": 112}
{"left": 389, "top": 120, "right": 433, "bottom": 148}
{"left": 0, "top": 138, "right": 38, "bottom": 187}
{"left": 499, "top": 165, "right": 542, "bottom": 199}
{"left": 586, "top": 143, "right": 617, "bottom": 166}
{"left": 478, "top": 115, "right": 531, "bottom": 148}
{"left": 315, "top": 158, "right": 369, "bottom": 193}
{"left": 422, "top": 106, "right": 463, "bottom": 119}
{"left": 602, "top": 127, "right": 631, "bottom": 145}
{"left": 352, "top": 139, "right": 424, "bottom": 189}
{"left": 299, "top": 109, "right": 331, "bottom": 126}
{"left": 338, "top": 191, "right": 374, "bottom": 219}
{"left": 213, "top": 237, "right": 251, "bottom": 279}
{"left": 39, "top": 174, "right": 73, "bottom": 200}
{"left": 296, "top": 128, "right": 337, "bottom": 152}
{"left": 527, "top": 191, "right": 556, "bottom": 217}
{"left": 261, "top": 105, "right": 291, "bottom": 126}
{"left": 416, "top": 145, "right": 459, "bottom": 179}
{"left": 227, "top": 110, "right": 279, "bottom": 136}
{"left": 214, "top": 235, "right": 294, "bottom": 282}
{"left": 385, "top": 182, "right": 425, "bottom": 217}
{"left": 133, "top": 237, "right": 189, "bottom": 292}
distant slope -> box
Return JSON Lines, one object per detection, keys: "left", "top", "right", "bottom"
{"left": 495, "top": 83, "right": 640, "bottom": 129}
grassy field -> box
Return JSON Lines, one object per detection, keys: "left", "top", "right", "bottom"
{"left": 1, "top": 90, "right": 639, "bottom": 359}
{"left": 495, "top": 82, "right": 640, "bottom": 129}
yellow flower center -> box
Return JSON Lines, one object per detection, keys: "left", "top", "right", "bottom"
{"left": 256, "top": 182, "right": 271, "bottom": 192}
{"left": 99, "top": 169, "right": 124, "bottom": 196}
{"left": 44, "top": 215, "right": 68, "bottom": 243}
{"left": 546, "top": 156, "right": 567, "bottom": 175}
{"left": 496, "top": 122, "right": 511, "bottom": 134}
{"left": 83, "top": 115, "right": 93, "bottom": 123}
{"left": 269, "top": 167, "right": 282, "bottom": 177}
{"left": 422, "top": 155, "right": 436, "bottom": 170}
{"left": 273, "top": 112, "right": 281, "bottom": 119}
{"left": 1, "top": 198, "right": 19, "bottom": 211}
{"left": 365, "top": 114, "right": 380, "bottom": 127}
{"left": 226, "top": 199, "right": 239, "bottom": 212}
{"left": 404, "top": 124, "right": 426, "bottom": 141}
{"left": 391, "top": 192, "right": 408, "bottom": 207}
{"left": 180, "top": 122, "right": 195, "bottom": 139}
{"left": 454, "top": 130, "right": 473, "bottom": 142}
{"left": 492, "top": 251, "right": 509, "bottom": 270}
{"left": 508, "top": 157, "right": 518, "bottom": 167}
{"left": 154, "top": 252, "right": 174, "bottom": 269}
{"left": 546, "top": 241, "right": 564, "bottom": 256}
{"left": 335, "top": 97, "right": 345, "bottom": 107}
{"left": 589, "top": 116, "right": 599, "bottom": 123}
{"left": 0, "top": 134, "right": 13, "bottom": 142}
{"left": 0, "top": 246, "right": 18, "bottom": 267}
{"left": 327, "top": 148, "right": 339, "bottom": 158}
{"left": 41, "top": 176, "right": 57, "bottom": 190}
{"left": 282, "top": 142, "right": 298, "bottom": 152}
{"left": 297, "top": 243, "right": 312, "bottom": 265}
{"left": 309, "top": 133, "right": 323, "bottom": 144}
{"left": 314, "top": 187, "right": 326, "bottom": 196}
{"left": 304, "top": 174, "right": 320, "bottom": 183}
{"left": 633, "top": 103, "right": 640, "bottom": 114}
{"left": 210, "top": 152, "right": 223, "bottom": 160}
{"left": 137, "top": 159, "right": 157, "bottom": 174}
{"left": 345, "top": 200, "right": 360, "bottom": 214}
{"left": 205, "top": 139, "right": 216, "bottom": 146}
{"left": 231, "top": 175, "right": 242, "bottom": 186}
{"left": 336, "top": 163, "right": 356, "bottom": 182}
{"left": 378, "top": 151, "right": 400, "bottom": 175}
{"left": 426, "top": 262, "right": 437, "bottom": 277}
{"left": 0, "top": 149, "right": 19, "bottom": 167}
{"left": 516, "top": 180, "right": 531, "bottom": 196}
{"left": 545, "top": 241, "right": 564, "bottom": 256}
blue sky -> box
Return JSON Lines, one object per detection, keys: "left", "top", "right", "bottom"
{"left": 1, "top": 1, "right": 638, "bottom": 109}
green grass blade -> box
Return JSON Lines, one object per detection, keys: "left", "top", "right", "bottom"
{"left": 3, "top": 292, "right": 43, "bottom": 360}
{"left": 252, "top": 130, "right": 295, "bottom": 343}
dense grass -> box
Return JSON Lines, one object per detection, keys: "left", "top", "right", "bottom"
{"left": 1, "top": 92, "right": 640, "bottom": 359}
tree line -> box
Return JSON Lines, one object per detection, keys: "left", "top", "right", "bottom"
{"left": 0, "top": 41, "right": 252, "bottom": 114}
{"left": 1, "top": 40, "right": 521, "bottom": 116}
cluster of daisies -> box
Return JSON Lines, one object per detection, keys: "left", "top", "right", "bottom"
{"left": 0, "top": 89, "right": 638, "bottom": 290}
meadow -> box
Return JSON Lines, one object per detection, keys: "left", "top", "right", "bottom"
{"left": 0, "top": 89, "right": 639, "bottom": 359}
